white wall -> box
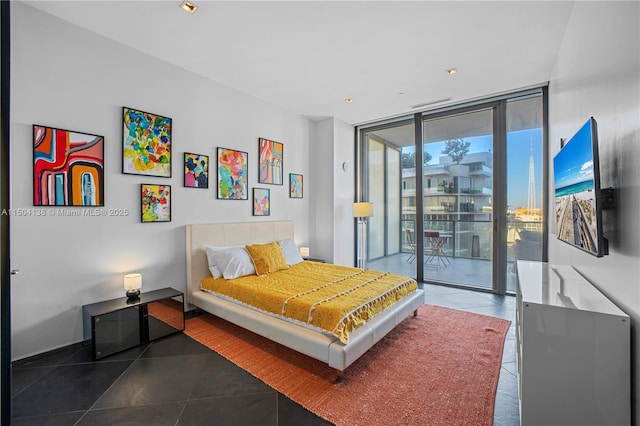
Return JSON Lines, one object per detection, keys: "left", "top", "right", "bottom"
{"left": 332, "top": 119, "right": 356, "bottom": 266}
{"left": 10, "top": 3, "right": 318, "bottom": 359}
{"left": 311, "top": 117, "right": 356, "bottom": 267}
{"left": 311, "top": 119, "right": 334, "bottom": 263}
{"left": 547, "top": 1, "right": 640, "bottom": 419}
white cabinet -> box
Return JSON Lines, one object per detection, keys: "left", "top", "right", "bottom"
{"left": 515, "top": 261, "right": 630, "bottom": 426}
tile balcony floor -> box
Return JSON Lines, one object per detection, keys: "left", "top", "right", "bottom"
{"left": 11, "top": 284, "right": 519, "bottom": 425}
{"left": 369, "top": 252, "right": 518, "bottom": 292}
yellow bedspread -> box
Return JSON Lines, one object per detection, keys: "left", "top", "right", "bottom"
{"left": 200, "top": 261, "right": 418, "bottom": 343}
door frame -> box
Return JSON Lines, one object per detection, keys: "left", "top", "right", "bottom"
{"left": 420, "top": 101, "right": 503, "bottom": 292}
{"left": 1, "top": 1, "right": 11, "bottom": 423}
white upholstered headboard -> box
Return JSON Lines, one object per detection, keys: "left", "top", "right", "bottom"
{"left": 185, "top": 221, "right": 295, "bottom": 305}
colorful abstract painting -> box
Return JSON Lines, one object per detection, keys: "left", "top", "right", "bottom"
{"left": 184, "top": 152, "right": 209, "bottom": 188}
{"left": 258, "top": 138, "right": 283, "bottom": 185}
{"left": 33, "top": 125, "right": 104, "bottom": 206}
{"left": 253, "top": 188, "right": 270, "bottom": 216}
{"left": 123, "top": 107, "right": 172, "bottom": 177}
{"left": 217, "top": 148, "right": 248, "bottom": 200}
{"left": 141, "top": 184, "right": 171, "bottom": 223}
{"left": 290, "top": 173, "right": 303, "bottom": 199}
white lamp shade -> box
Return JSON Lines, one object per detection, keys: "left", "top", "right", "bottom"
{"left": 123, "top": 273, "right": 142, "bottom": 291}
{"left": 353, "top": 202, "right": 374, "bottom": 218}
{"left": 299, "top": 247, "right": 310, "bottom": 258}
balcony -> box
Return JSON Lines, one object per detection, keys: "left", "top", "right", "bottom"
{"left": 417, "top": 187, "right": 492, "bottom": 196}
{"left": 368, "top": 219, "right": 543, "bottom": 293}
{"left": 424, "top": 166, "right": 450, "bottom": 177}
{"left": 469, "top": 165, "right": 492, "bottom": 177}
{"left": 464, "top": 187, "right": 493, "bottom": 196}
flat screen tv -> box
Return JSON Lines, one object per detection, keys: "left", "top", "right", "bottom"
{"left": 553, "top": 117, "right": 608, "bottom": 257}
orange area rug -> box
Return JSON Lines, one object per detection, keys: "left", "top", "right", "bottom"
{"left": 184, "top": 304, "right": 510, "bottom": 426}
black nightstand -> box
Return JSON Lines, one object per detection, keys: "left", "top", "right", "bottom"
{"left": 304, "top": 257, "right": 326, "bottom": 263}
{"left": 82, "top": 287, "right": 185, "bottom": 360}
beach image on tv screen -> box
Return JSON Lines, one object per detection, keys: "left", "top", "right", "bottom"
{"left": 553, "top": 120, "right": 598, "bottom": 255}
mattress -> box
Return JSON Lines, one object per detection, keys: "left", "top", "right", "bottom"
{"left": 201, "top": 261, "right": 418, "bottom": 343}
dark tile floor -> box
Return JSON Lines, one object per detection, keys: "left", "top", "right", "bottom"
{"left": 11, "top": 284, "right": 519, "bottom": 425}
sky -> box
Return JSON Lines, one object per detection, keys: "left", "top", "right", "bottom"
{"left": 507, "top": 128, "right": 543, "bottom": 210}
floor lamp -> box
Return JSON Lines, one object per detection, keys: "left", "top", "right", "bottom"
{"left": 353, "top": 202, "right": 374, "bottom": 270}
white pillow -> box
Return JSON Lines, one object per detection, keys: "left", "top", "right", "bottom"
{"left": 205, "top": 245, "right": 256, "bottom": 279}
{"left": 204, "top": 245, "right": 225, "bottom": 278}
{"left": 279, "top": 239, "right": 304, "bottom": 266}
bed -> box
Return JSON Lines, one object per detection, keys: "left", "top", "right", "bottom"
{"left": 185, "top": 220, "right": 424, "bottom": 379}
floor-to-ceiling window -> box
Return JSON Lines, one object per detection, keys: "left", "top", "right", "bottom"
{"left": 360, "top": 121, "right": 416, "bottom": 278}
{"left": 422, "top": 107, "right": 495, "bottom": 290}
{"left": 505, "top": 94, "right": 545, "bottom": 292}
{"left": 363, "top": 89, "right": 546, "bottom": 295}
{"left": 368, "top": 140, "right": 402, "bottom": 260}
{"left": 368, "top": 138, "right": 385, "bottom": 259}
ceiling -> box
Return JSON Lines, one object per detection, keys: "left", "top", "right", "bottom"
{"left": 22, "top": 0, "right": 575, "bottom": 126}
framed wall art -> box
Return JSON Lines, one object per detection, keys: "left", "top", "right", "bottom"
{"left": 217, "top": 147, "right": 248, "bottom": 200}
{"left": 253, "top": 188, "right": 270, "bottom": 216}
{"left": 123, "top": 107, "right": 172, "bottom": 177}
{"left": 258, "top": 137, "right": 283, "bottom": 185}
{"left": 289, "top": 173, "right": 303, "bottom": 199}
{"left": 33, "top": 125, "right": 104, "bottom": 206}
{"left": 184, "top": 152, "right": 209, "bottom": 188}
{"left": 141, "top": 184, "right": 171, "bottom": 223}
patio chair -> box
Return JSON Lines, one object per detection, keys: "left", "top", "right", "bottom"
{"left": 406, "top": 229, "right": 432, "bottom": 264}
{"left": 406, "top": 229, "right": 417, "bottom": 263}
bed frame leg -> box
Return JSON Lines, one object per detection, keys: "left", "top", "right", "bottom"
{"left": 413, "top": 309, "right": 418, "bottom": 317}
{"left": 335, "top": 370, "right": 344, "bottom": 383}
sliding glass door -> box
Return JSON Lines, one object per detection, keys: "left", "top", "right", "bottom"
{"left": 359, "top": 89, "right": 546, "bottom": 295}
{"left": 422, "top": 108, "right": 495, "bottom": 289}
{"left": 362, "top": 121, "right": 416, "bottom": 278}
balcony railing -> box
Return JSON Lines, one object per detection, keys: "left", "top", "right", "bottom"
{"left": 469, "top": 165, "right": 492, "bottom": 176}
{"left": 401, "top": 219, "right": 542, "bottom": 261}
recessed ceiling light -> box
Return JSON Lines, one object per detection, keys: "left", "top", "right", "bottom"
{"left": 345, "top": 98, "right": 354, "bottom": 104}
{"left": 180, "top": 1, "right": 198, "bottom": 14}
{"left": 446, "top": 68, "right": 457, "bottom": 75}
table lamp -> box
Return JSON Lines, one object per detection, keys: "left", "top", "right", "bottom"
{"left": 124, "top": 273, "right": 142, "bottom": 299}
{"left": 299, "top": 246, "right": 310, "bottom": 259}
